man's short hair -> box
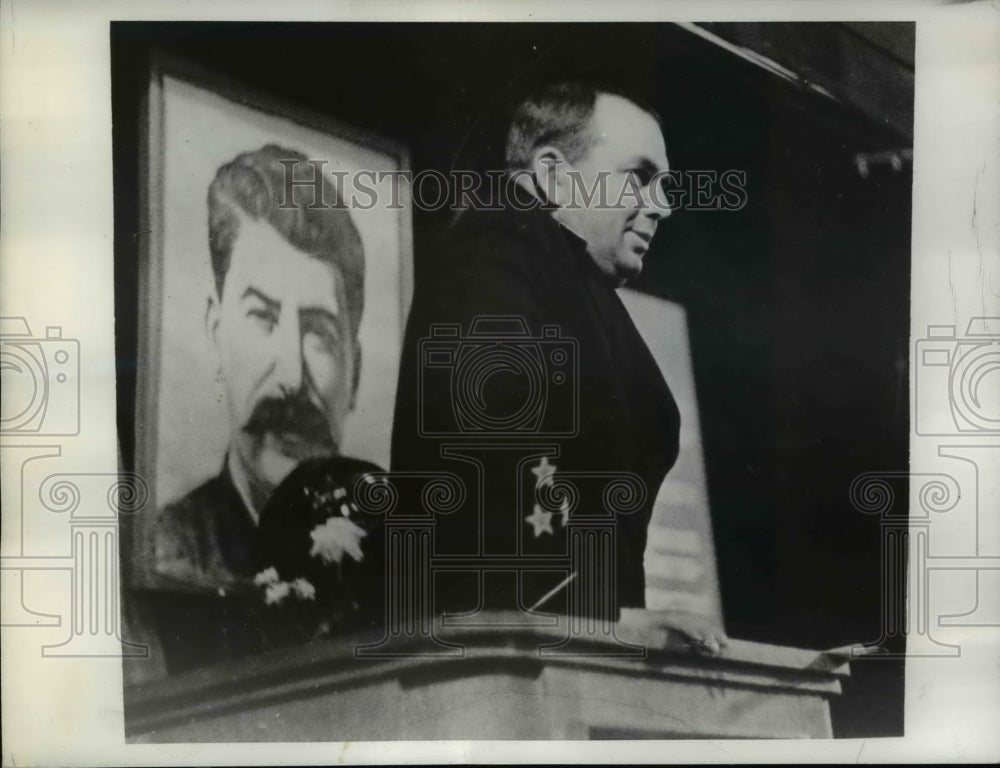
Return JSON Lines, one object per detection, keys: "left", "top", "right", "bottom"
{"left": 504, "top": 81, "right": 663, "bottom": 171}
{"left": 208, "top": 144, "right": 365, "bottom": 339}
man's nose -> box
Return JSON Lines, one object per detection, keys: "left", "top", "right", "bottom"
{"left": 642, "top": 184, "right": 672, "bottom": 221}
{"left": 272, "top": 313, "right": 304, "bottom": 394}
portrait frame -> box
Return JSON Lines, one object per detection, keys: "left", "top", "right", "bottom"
{"left": 2, "top": 4, "right": 997, "bottom": 762}
{"left": 125, "top": 50, "right": 413, "bottom": 590}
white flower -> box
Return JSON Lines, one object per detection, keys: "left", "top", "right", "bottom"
{"left": 254, "top": 566, "right": 280, "bottom": 586}
{"left": 291, "top": 578, "right": 317, "bottom": 600}
{"left": 264, "top": 580, "right": 291, "bottom": 605}
{"left": 309, "top": 516, "right": 367, "bottom": 566}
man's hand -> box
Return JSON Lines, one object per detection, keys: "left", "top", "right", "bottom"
{"left": 656, "top": 610, "right": 729, "bottom": 656}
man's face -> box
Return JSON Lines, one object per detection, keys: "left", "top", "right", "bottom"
{"left": 209, "top": 216, "right": 357, "bottom": 492}
{"left": 558, "top": 93, "right": 671, "bottom": 285}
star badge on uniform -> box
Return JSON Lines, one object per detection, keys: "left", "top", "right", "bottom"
{"left": 530, "top": 456, "right": 557, "bottom": 485}
{"left": 525, "top": 504, "right": 554, "bottom": 537}
{"left": 525, "top": 456, "right": 567, "bottom": 538}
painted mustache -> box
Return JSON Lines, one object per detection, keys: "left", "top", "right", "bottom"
{"left": 243, "top": 394, "right": 332, "bottom": 446}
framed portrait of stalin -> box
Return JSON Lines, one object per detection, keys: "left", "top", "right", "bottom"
{"left": 119, "top": 56, "right": 412, "bottom": 678}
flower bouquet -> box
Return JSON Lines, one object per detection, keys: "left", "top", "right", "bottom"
{"left": 251, "top": 456, "right": 386, "bottom": 649}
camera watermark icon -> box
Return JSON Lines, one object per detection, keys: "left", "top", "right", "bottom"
{"left": 2, "top": 443, "right": 65, "bottom": 628}
{"left": 915, "top": 317, "right": 1000, "bottom": 435}
{"left": 418, "top": 316, "right": 578, "bottom": 437}
{"left": 0, "top": 440, "right": 149, "bottom": 658}
{"left": 850, "top": 454, "right": 1000, "bottom": 659}
{"left": 353, "top": 461, "right": 648, "bottom": 660}
{"left": 0, "top": 317, "right": 80, "bottom": 436}
{"left": 352, "top": 471, "right": 468, "bottom": 659}
{"left": 37, "top": 472, "right": 150, "bottom": 657}
{"left": 358, "top": 317, "right": 648, "bottom": 658}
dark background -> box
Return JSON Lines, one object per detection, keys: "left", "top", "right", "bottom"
{"left": 112, "top": 21, "right": 912, "bottom": 737}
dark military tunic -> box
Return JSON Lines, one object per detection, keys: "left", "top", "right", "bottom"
{"left": 124, "top": 462, "right": 264, "bottom": 680}
{"left": 391, "top": 191, "right": 681, "bottom": 618}
{"left": 125, "top": 456, "right": 388, "bottom": 682}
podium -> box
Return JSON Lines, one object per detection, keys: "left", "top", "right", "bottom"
{"left": 125, "top": 610, "right": 849, "bottom": 741}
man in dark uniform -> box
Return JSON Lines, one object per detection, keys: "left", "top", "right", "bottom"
{"left": 392, "top": 83, "right": 714, "bottom": 637}
{"left": 128, "top": 145, "right": 373, "bottom": 677}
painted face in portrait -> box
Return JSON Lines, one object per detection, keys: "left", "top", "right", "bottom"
{"left": 207, "top": 215, "right": 359, "bottom": 496}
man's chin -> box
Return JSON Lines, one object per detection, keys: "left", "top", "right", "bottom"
{"left": 614, "top": 252, "right": 645, "bottom": 283}
{"left": 255, "top": 438, "right": 338, "bottom": 488}
{"left": 274, "top": 432, "right": 338, "bottom": 459}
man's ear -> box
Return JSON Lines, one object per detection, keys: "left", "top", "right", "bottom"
{"left": 205, "top": 292, "right": 222, "bottom": 366}
{"left": 529, "top": 145, "right": 570, "bottom": 208}
{"left": 349, "top": 338, "right": 362, "bottom": 411}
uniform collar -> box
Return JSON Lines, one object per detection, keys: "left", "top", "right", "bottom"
{"left": 549, "top": 212, "right": 615, "bottom": 287}
{"left": 553, "top": 216, "right": 590, "bottom": 255}
{"left": 225, "top": 451, "right": 260, "bottom": 526}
